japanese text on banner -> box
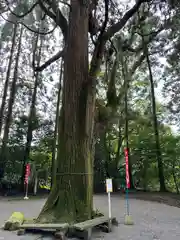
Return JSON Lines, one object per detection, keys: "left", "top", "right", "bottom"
{"left": 124, "top": 148, "right": 130, "bottom": 189}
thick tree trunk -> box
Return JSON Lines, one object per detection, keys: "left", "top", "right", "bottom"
{"left": 21, "top": 33, "right": 42, "bottom": 189}
{"left": 0, "top": 26, "right": 23, "bottom": 180}
{"left": 38, "top": 1, "right": 95, "bottom": 223}
{"left": 51, "top": 60, "right": 63, "bottom": 187}
{"left": 0, "top": 24, "right": 17, "bottom": 136}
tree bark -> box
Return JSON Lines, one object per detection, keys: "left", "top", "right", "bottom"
{"left": 0, "top": 24, "right": 17, "bottom": 136}
{"left": 0, "top": 25, "right": 23, "bottom": 180}
{"left": 38, "top": 1, "right": 94, "bottom": 223}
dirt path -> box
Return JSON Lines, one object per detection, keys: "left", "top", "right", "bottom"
{"left": 95, "top": 195, "right": 180, "bottom": 240}
{"left": 127, "top": 191, "right": 180, "bottom": 208}
{"left": 0, "top": 195, "right": 180, "bottom": 239}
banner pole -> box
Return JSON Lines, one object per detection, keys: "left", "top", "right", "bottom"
{"left": 126, "top": 187, "right": 130, "bottom": 216}
{"left": 24, "top": 181, "right": 29, "bottom": 200}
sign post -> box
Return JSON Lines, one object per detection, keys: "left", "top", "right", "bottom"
{"left": 106, "top": 178, "right": 113, "bottom": 232}
{"left": 124, "top": 148, "right": 133, "bottom": 225}
{"left": 24, "top": 163, "right": 30, "bottom": 200}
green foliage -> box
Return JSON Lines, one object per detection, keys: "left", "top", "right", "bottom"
{"left": 95, "top": 109, "right": 180, "bottom": 192}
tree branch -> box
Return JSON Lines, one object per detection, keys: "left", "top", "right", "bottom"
{"left": 49, "top": 0, "right": 68, "bottom": 41}
{"left": 89, "top": 0, "right": 109, "bottom": 77}
{"left": 4, "top": 0, "right": 39, "bottom": 18}
{"left": 39, "top": 0, "right": 68, "bottom": 41}
{"left": 0, "top": 13, "right": 56, "bottom": 35}
{"left": 38, "top": 0, "right": 57, "bottom": 23}
{"left": 104, "top": 0, "right": 149, "bottom": 40}
{"left": 133, "top": 26, "right": 164, "bottom": 52}
{"left": 130, "top": 27, "right": 165, "bottom": 75}
{"left": 35, "top": 49, "right": 64, "bottom": 71}
{"left": 130, "top": 53, "right": 145, "bottom": 76}
{"left": 56, "top": 0, "right": 71, "bottom": 9}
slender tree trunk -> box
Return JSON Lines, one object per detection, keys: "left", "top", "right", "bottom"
{"left": 138, "top": 9, "right": 166, "bottom": 192}
{"left": 0, "top": 24, "right": 17, "bottom": 136}
{"left": 104, "top": 130, "right": 111, "bottom": 178}
{"left": 142, "top": 159, "right": 148, "bottom": 191}
{"left": 172, "top": 159, "right": 179, "bottom": 194}
{"left": 0, "top": 25, "right": 23, "bottom": 180}
{"left": 172, "top": 172, "right": 179, "bottom": 194}
{"left": 145, "top": 51, "right": 166, "bottom": 192}
{"left": 33, "top": 170, "right": 38, "bottom": 195}
{"left": 38, "top": 1, "right": 95, "bottom": 223}
{"left": 115, "top": 120, "right": 123, "bottom": 165}
{"left": 51, "top": 60, "right": 63, "bottom": 187}
{"left": 21, "top": 32, "right": 42, "bottom": 189}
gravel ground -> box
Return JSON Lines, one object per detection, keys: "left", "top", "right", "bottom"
{"left": 0, "top": 194, "right": 180, "bottom": 239}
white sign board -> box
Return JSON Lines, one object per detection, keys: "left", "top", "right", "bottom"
{"left": 106, "top": 178, "right": 113, "bottom": 193}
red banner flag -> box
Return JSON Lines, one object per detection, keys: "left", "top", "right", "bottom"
{"left": 124, "top": 148, "right": 130, "bottom": 189}
{"left": 26, "top": 163, "right": 30, "bottom": 175}
{"left": 24, "top": 164, "right": 30, "bottom": 184}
